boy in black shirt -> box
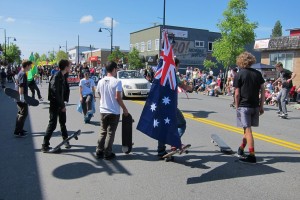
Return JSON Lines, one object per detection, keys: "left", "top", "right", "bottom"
{"left": 14, "top": 61, "right": 32, "bottom": 137}
{"left": 233, "top": 52, "right": 265, "bottom": 163}
{"left": 272, "top": 62, "right": 296, "bottom": 118}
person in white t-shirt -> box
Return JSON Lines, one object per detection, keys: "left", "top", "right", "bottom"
{"left": 79, "top": 70, "right": 96, "bottom": 123}
{"left": 95, "top": 61, "right": 128, "bottom": 160}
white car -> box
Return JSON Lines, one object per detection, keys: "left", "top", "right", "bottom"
{"left": 117, "top": 70, "right": 151, "bottom": 99}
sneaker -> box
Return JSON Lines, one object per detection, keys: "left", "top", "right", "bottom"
{"left": 14, "top": 132, "right": 28, "bottom": 138}
{"left": 276, "top": 110, "right": 281, "bottom": 114}
{"left": 39, "top": 97, "right": 44, "bottom": 101}
{"left": 104, "top": 153, "right": 116, "bottom": 160}
{"left": 237, "top": 147, "right": 245, "bottom": 157}
{"left": 41, "top": 145, "right": 52, "bottom": 153}
{"left": 64, "top": 141, "right": 71, "bottom": 149}
{"left": 157, "top": 151, "right": 168, "bottom": 159}
{"left": 22, "top": 130, "right": 28, "bottom": 133}
{"left": 279, "top": 113, "right": 288, "bottom": 118}
{"left": 239, "top": 154, "right": 256, "bottom": 164}
{"left": 170, "top": 146, "right": 177, "bottom": 151}
{"left": 96, "top": 151, "right": 104, "bottom": 159}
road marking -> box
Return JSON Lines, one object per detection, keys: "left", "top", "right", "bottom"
{"left": 132, "top": 100, "right": 300, "bottom": 152}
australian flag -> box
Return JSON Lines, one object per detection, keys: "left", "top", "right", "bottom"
{"left": 137, "top": 31, "right": 181, "bottom": 148}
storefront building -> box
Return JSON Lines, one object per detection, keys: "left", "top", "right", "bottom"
{"left": 254, "top": 28, "right": 300, "bottom": 86}
{"left": 130, "top": 25, "right": 221, "bottom": 70}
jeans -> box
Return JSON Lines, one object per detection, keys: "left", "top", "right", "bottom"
{"left": 43, "top": 102, "right": 68, "bottom": 146}
{"left": 277, "top": 87, "right": 290, "bottom": 114}
{"left": 96, "top": 113, "right": 120, "bottom": 156}
{"left": 14, "top": 102, "right": 28, "bottom": 134}
{"left": 28, "top": 80, "right": 42, "bottom": 99}
{"left": 81, "top": 94, "right": 93, "bottom": 116}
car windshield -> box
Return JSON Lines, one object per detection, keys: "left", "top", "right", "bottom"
{"left": 118, "top": 71, "right": 143, "bottom": 79}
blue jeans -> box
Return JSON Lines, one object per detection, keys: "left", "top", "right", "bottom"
{"left": 277, "top": 87, "right": 290, "bottom": 114}
{"left": 157, "top": 126, "right": 186, "bottom": 155}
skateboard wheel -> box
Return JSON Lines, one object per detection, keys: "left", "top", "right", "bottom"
{"left": 165, "top": 156, "right": 174, "bottom": 162}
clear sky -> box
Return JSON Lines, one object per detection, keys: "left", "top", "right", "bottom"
{"left": 0, "top": 0, "right": 299, "bottom": 59}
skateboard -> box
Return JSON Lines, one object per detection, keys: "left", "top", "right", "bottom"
{"left": 211, "top": 134, "right": 234, "bottom": 154}
{"left": 162, "top": 144, "right": 191, "bottom": 162}
{"left": 122, "top": 113, "right": 134, "bottom": 154}
{"left": 47, "top": 130, "right": 81, "bottom": 153}
{"left": 4, "top": 87, "right": 39, "bottom": 106}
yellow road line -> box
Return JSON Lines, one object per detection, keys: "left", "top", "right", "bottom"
{"left": 132, "top": 100, "right": 300, "bottom": 151}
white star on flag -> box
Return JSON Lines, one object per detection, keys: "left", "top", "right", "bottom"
{"left": 153, "top": 119, "right": 159, "bottom": 127}
{"left": 150, "top": 103, "right": 157, "bottom": 112}
{"left": 164, "top": 117, "right": 170, "bottom": 124}
{"left": 162, "top": 96, "right": 171, "bottom": 105}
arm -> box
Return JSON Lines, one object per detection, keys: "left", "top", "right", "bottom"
{"left": 79, "top": 86, "right": 83, "bottom": 102}
{"left": 288, "top": 72, "right": 296, "bottom": 83}
{"left": 116, "top": 91, "right": 128, "bottom": 116}
{"left": 178, "top": 81, "right": 193, "bottom": 92}
{"left": 259, "top": 84, "right": 265, "bottom": 115}
{"left": 53, "top": 75, "right": 65, "bottom": 109}
{"left": 234, "top": 87, "right": 240, "bottom": 108}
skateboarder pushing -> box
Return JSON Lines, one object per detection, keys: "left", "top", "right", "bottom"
{"left": 13, "top": 60, "right": 32, "bottom": 137}
{"left": 41, "top": 59, "right": 71, "bottom": 152}
{"left": 233, "top": 52, "right": 265, "bottom": 163}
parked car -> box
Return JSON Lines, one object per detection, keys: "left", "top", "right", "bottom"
{"left": 117, "top": 70, "right": 151, "bottom": 99}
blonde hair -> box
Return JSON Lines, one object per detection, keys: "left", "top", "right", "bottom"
{"left": 236, "top": 51, "right": 256, "bottom": 69}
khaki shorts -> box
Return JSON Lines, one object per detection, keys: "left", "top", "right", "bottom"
{"left": 236, "top": 107, "right": 259, "bottom": 128}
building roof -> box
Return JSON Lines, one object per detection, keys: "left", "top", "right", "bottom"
{"left": 286, "top": 28, "right": 300, "bottom": 31}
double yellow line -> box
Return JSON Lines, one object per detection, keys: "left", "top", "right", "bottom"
{"left": 133, "top": 100, "right": 300, "bottom": 152}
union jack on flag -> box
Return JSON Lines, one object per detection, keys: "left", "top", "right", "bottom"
{"left": 137, "top": 30, "right": 181, "bottom": 148}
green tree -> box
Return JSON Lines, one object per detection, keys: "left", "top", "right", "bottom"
{"left": 213, "top": 0, "right": 257, "bottom": 70}
{"left": 34, "top": 52, "right": 40, "bottom": 63}
{"left": 56, "top": 51, "right": 68, "bottom": 63}
{"left": 108, "top": 48, "right": 125, "bottom": 63}
{"left": 5, "top": 44, "right": 21, "bottom": 64}
{"left": 271, "top": 20, "right": 282, "bottom": 38}
{"left": 48, "top": 52, "right": 55, "bottom": 62}
{"left": 127, "top": 48, "right": 144, "bottom": 69}
{"left": 40, "top": 54, "right": 47, "bottom": 61}
{"left": 203, "top": 59, "right": 217, "bottom": 70}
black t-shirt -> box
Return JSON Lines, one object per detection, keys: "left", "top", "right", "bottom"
{"left": 233, "top": 68, "right": 265, "bottom": 108}
{"left": 279, "top": 69, "right": 293, "bottom": 88}
{"left": 18, "top": 70, "right": 28, "bottom": 96}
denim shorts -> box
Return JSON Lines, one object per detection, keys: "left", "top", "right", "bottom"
{"left": 236, "top": 107, "right": 259, "bottom": 128}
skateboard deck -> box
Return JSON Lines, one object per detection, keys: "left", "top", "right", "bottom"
{"left": 211, "top": 134, "right": 234, "bottom": 154}
{"left": 122, "top": 113, "right": 133, "bottom": 154}
{"left": 162, "top": 144, "right": 191, "bottom": 161}
{"left": 47, "top": 130, "right": 81, "bottom": 153}
{"left": 4, "top": 87, "right": 39, "bottom": 106}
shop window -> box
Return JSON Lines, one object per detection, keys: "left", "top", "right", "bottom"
{"left": 147, "top": 40, "right": 152, "bottom": 51}
{"left": 208, "top": 42, "right": 213, "bottom": 51}
{"left": 141, "top": 42, "right": 145, "bottom": 52}
{"left": 269, "top": 53, "right": 294, "bottom": 71}
{"left": 135, "top": 43, "right": 139, "bottom": 50}
{"left": 195, "top": 40, "right": 204, "bottom": 48}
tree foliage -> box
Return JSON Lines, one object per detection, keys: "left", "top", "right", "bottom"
{"left": 34, "top": 52, "right": 40, "bottom": 63}
{"left": 212, "top": 0, "right": 257, "bottom": 69}
{"left": 271, "top": 20, "right": 282, "bottom": 38}
{"left": 203, "top": 59, "right": 217, "bottom": 70}
{"left": 56, "top": 51, "right": 69, "bottom": 64}
{"left": 127, "top": 48, "right": 144, "bottom": 69}
{"left": 5, "top": 44, "right": 21, "bottom": 64}
{"left": 108, "top": 48, "right": 126, "bottom": 63}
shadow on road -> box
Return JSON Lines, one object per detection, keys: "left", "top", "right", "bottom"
{"left": 0, "top": 86, "right": 43, "bottom": 200}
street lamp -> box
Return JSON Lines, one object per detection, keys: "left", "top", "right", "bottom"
{"left": 98, "top": 17, "right": 113, "bottom": 54}
{"left": 7, "top": 36, "right": 16, "bottom": 47}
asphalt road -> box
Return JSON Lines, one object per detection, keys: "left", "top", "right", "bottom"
{"left": 1, "top": 82, "right": 300, "bottom": 200}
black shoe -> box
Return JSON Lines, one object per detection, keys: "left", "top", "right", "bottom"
{"left": 104, "top": 153, "right": 116, "bottom": 160}
{"left": 96, "top": 151, "right": 104, "bottom": 159}
{"left": 22, "top": 130, "right": 28, "bottom": 133}
{"left": 239, "top": 155, "right": 256, "bottom": 164}
{"left": 237, "top": 147, "right": 245, "bottom": 157}
{"left": 157, "top": 151, "right": 168, "bottom": 160}
{"left": 64, "top": 141, "right": 71, "bottom": 149}
{"left": 14, "top": 132, "right": 28, "bottom": 138}
{"left": 41, "top": 145, "right": 52, "bottom": 153}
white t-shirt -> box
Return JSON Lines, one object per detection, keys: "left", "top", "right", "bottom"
{"left": 79, "top": 78, "right": 95, "bottom": 96}
{"left": 96, "top": 76, "right": 122, "bottom": 114}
